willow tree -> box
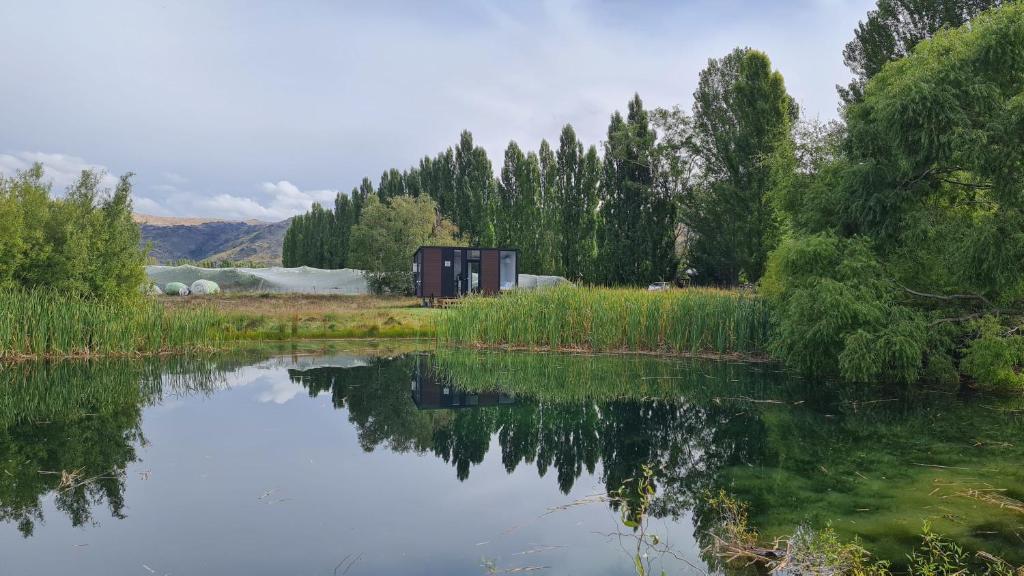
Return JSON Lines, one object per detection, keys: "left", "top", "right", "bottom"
{"left": 766, "top": 3, "right": 1024, "bottom": 387}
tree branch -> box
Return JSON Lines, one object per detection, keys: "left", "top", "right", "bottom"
{"left": 894, "top": 281, "right": 994, "bottom": 309}
{"left": 939, "top": 177, "right": 992, "bottom": 190}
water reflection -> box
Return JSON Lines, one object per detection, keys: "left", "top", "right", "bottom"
{"left": 0, "top": 353, "right": 262, "bottom": 538}
{"left": 412, "top": 355, "right": 515, "bottom": 410}
{"left": 1, "top": 349, "right": 1022, "bottom": 572}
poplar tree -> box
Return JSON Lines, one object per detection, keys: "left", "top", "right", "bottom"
{"left": 378, "top": 168, "right": 405, "bottom": 201}
{"left": 497, "top": 141, "right": 543, "bottom": 272}
{"left": 556, "top": 125, "right": 600, "bottom": 282}
{"left": 537, "top": 139, "right": 560, "bottom": 274}
{"left": 333, "top": 193, "right": 354, "bottom": 267}
{"left": 352, "top": 177, "right": 375, "bottom": 222}
{"left": 688, "top": 48, "right": 795, "bottom": 284}
{"left": 453, "top": 130, "right": 496, "bottom": 245}
{"left": 600, "top": 94, "right": 675, "bottom": 285}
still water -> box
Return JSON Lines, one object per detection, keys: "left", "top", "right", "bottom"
{"left": 1, "top": 347, "right": 1022, "bottom": 575}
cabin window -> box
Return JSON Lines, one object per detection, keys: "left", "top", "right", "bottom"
{"left": 468, "top": 249, "right": 480, "bottom": 259}
{"left": 499, "top": 251, "right": 517, "bottom": 290}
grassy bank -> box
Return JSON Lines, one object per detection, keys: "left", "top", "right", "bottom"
{"left": 162, "top": 293, "right": 437, "bottom": 340}
{"left": 436, "top": 285, "right": 773, "bottom": 356}
{"left": 0, "top": 289, "right": 223, "bottom": 361}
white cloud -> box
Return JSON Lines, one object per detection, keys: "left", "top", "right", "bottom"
{"left": 133, "top": 196, "right": 165, "bottom": 214}
{"left": 136, "top": 179, "right": 341, "bottom": 221}
{"left": 192, "top": 181, "right": 339, "bottom": 221}
{"left": 0, "top": 151, "right": 119, "bottom": 192}
{"left": 0, "top": 150, "right": 339, "bottom": 221}
{"left": 0, "top": 1, "right": 877, "bottom": 220}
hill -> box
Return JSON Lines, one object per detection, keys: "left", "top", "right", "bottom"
{"left": 136, "top": 214, "right": 290, "bottom": 265}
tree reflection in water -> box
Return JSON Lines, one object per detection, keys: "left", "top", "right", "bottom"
{"left": 0, "top": 353, "right": 265, "bottom": 537}
{"left": 288, "top": 351, "right": 778, "bottom": 521}
{"left": 3, "top": 349, "right": 1021, "bottom": 567}
{"left": 288, "top": 350, "right": 1024, "bottom": 567}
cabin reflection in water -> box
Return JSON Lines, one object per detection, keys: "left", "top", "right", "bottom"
{"left": 411, "top": 355, "right": 514, "bottom": 410}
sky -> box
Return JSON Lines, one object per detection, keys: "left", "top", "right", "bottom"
{"left": 0, "top": 0, "right": 875, "bottom": 222}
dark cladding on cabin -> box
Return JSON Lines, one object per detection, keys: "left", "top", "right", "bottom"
{"left": 412, "top": 247, "right": 518, "bottom": 300}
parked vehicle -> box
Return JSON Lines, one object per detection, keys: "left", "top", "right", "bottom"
{"left": 647, "top": 281, "right": 671, "bottom": 292}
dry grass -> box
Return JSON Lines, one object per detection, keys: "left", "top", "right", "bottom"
{"left": 160, "top": 293, "right": 421, "bottom": 317}
{"left": 162, "top": 293, "right": 438, "bottom": 340}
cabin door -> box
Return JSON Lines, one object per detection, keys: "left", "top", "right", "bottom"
{"left": 441, "top": 248, "right": 457, "bottom": 297}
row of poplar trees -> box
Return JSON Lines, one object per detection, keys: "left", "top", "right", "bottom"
{"left": 286, "top": 55, "right": 795, "bottom": 287}
{"left": 282, "top": 0, "right": 1004, "bottom": 289}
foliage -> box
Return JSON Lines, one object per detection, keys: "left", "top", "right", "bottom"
{"left": 961, "top": 317, "right": 1024, "bottom": 388}
{"left": 436, "top": 284, "right": 772, "bottom": 355}
{"left": 764, "top": 234, "right": 931, "bottom": 384}
{"left": 556, "top": 125, "right": 602, "bottom": 282}
{"left": 686, "top": 48, "right": 796, "bottom": 285}
{"left": 600, "top": 94, "right": 679, "bottom": 286}
{"left": 496, "top": 141, "right": 544, "bottom": 272}
{"left": 839, "top": 0, "right": 1003, "bottom": 104}
{"left": 0, "top": 164, "right": 147, "bottom": 299}
{"left": 282, "top": 194, "right": 353, "bottom": 269}
{"left": 767, "top": 3, "right": 1024, "bottom": 387}
{"left": 0, "top": 288, "right": 223, "bottom": 360}
{"left": 348, "top": 195, "right": 458, "bottom": 295}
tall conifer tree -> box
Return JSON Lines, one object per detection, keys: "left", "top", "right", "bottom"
{"left": 600, "top": 94, "right": 675, "bottom": 285}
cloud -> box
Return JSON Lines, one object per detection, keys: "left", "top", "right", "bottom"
{"left": 192, "top": 181, "right": 338, "bottom": 221}
{"left": 0, "top": 151, "right": 119, "bottom": 192}
{"left": 135, "top": 178, "right": 340, "bottom": 221}
{"left": 0, "top": 0, "right": 876, "bottom": 219}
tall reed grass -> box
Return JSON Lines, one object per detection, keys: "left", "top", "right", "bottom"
{"left": 0, "top": 289, "right": 224, "bottom": 360}
{"left": 436, "top": 285, "right": 773, "bottom": 356}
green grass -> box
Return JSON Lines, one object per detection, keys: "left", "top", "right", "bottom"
{"left": 0, "top": 289, "right": 224, "bottom": 360}
{"left": 436, "top": 285, "right": 773, "bottom": 356}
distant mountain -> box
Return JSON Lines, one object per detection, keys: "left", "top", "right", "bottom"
{"left": 136, "top": 214, "right": 290, "bottom": 265}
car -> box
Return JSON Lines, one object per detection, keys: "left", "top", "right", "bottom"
{"left": 647, "top": 281, "right": 671, "bottom": 291}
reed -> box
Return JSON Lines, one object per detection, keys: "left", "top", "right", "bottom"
{"left": 436, "top": 285, "right": 774, "bottom": 356}
{"left": 0, "top": 289, "right": 224, "bottom": 361}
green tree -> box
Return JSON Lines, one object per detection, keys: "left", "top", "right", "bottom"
{"left": 537, "top": 139, "right": 561, "bottom": 275}
{"left": 348, "top": 195, "right": 459, "bottom": 294}
{"left": 378, "top": 168, "right": 405, "bottom": 201}
{"left": 496, "top": 141, "right": 544, "bottom": 273}
{"left": 766, "top": 3, "right": 1024, "bottom": 387}
{"left": 839, "top": 0, "right": 1003, "bottom": 104}
{"left": 0, "top": 164, "right": 146, "bottom": 299}
{"left": 688, "top": 48, "right": 795, "bottom": 285}
{"left": 453, "top": 131, "right": 496, "bottom": 244}
{"left": 333, "top": 192, "right": 355, "bottom": 267}
{"left": 556, "top": 125, "right": 601, "bottom": 282}
{"left": 600, "top": 94, "right": 677, "bottom": 285}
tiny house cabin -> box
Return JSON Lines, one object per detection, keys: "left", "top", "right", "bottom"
{"left": 412, "top": 246, "right": 518, "bottom": 300}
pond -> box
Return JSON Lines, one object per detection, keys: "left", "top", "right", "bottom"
{"left": 1, "top": 347, "right": 1022, "bottom": 575}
